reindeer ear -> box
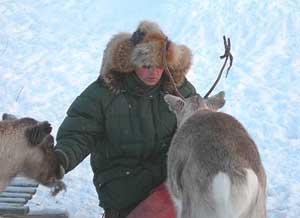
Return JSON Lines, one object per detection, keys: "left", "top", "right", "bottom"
{"left": 40, "top": 121, "right": 52, "bottom": 134}
{"left": 206, "top": 91, "right": 226, "bottom": 111}
{"left": 2, "top": 113, "right": 17, "bottom": 121}
{"left": 164, "top": 94, "right": 185, "bottom": 113}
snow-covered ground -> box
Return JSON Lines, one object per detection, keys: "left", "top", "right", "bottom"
{"left": 1, "top": 1, "right": 299, "bottom": 217}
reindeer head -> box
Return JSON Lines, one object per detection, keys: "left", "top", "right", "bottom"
{"left": 164, "top": 91, "right": 225, "bottom": 127}
{"left": 2, "top": 114, "right": 64, "bottom": 189}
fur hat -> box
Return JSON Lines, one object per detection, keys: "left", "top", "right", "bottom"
{"left": 99, "top": 20, "right": 192, "bottom": 94}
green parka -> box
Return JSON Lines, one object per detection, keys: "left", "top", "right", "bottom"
{"left": 55, "top": 73, "right": 196, "bottom": 210}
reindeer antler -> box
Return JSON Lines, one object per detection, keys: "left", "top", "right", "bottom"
{"left": 204, "top": 36, "right": 233, "bottom": 99}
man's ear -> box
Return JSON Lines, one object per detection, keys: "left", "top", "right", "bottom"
{"left": 164, "top": 94, "right": 185, "bottom": 113}
{"left": 206, "top": 91, "right": 226, "bottom": 111}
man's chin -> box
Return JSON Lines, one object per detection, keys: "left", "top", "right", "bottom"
{"left": 145, "top": 79, "right": 159, "bottom": 86}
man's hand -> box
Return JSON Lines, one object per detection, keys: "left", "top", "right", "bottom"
{"left": 57, "top": 164, "right": 65, "bottom": 180}
{"left": 54, "top": 149, "right": 68, "bottom": 179}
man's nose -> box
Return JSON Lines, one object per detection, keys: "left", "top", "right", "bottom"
{"left": 152, "top": 68, "right": 162, "bottom": 75}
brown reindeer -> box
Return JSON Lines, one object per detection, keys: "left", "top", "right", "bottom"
{"left": 164, "top": 92, "right": 266, "bottom": 218}
{"left": 0, "top": 113, "right": 65, "bottom": 195}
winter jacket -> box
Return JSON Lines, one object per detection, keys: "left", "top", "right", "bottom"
{"left": 55, "top": 73, "right": 196, "bottom": 209}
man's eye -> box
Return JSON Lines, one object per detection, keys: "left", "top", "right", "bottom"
{"left": 143, "top": 65, "right": 152, "bottom": 69}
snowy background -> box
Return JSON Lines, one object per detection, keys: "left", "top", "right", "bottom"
{"left": 1, "top": 0, "right": 300, "bottom": 217}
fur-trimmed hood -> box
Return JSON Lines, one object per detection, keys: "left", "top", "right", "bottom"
{"left": 99, "top": 20, "right": 192, "bottom": 94}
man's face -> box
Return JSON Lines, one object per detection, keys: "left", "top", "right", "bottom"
{"left": 135, "top": 65, "right": 164, "bottom": 86}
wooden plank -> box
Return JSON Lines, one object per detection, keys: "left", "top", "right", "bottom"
{"left": 0, "top": 198, "right": 27, "bottom": 204}
{"left": 0, "top": 203, "right": 24, "bottom": 207}
{"left": 0, "top": 193, "right": 32, "bottom": 200}
{"left": 28, "top": 209, "right": 69, "bottom": 218}
{"left": 9, "top": 178, "right": 38, "bottom": 188}
{"left": 3, "top": 187, "right": 36, "bottom": 195}
{"left": 0, "top": 209, "right": 69, "bottom": 218}
{"left": 0, "top": 204, "right": 29, "bottom": 215}
{"left": 0, "top": 178, "right": 68, "bottom": 218}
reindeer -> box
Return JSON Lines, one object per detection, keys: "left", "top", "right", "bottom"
{"left": 0, "top": 113, "right": 65, "bottom": 195}
{"left": 164, "top": 90, "right": 267, "bottom": 218}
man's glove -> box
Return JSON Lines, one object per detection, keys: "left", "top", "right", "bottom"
{"left": 54, "top": 149, "right": 69, "bottom": 179}
{"left": 56, "top": 164, "right": 65, "bottom": 180}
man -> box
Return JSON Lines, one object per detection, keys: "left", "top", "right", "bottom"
{"left": 54, "top": 20, "right": 197, "bottom": 218}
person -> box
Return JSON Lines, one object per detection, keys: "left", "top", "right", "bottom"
{"left": 54, "top": 20, "right": 197, "bottom": 218}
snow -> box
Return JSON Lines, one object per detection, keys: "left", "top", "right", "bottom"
{"left": 1, "top": 0, "right": 299, "bottom": 217}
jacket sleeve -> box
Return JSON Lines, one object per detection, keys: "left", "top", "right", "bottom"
{"left": 177, "top": 78, "right": 197, "bottom": 98}
{"left": 55, "top": 82, "right": 105, "bottom": 172}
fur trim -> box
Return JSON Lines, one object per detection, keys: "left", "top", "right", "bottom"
{"left": 131, "top": 31, "right": 165, "bottom": 69}
{"left": 137, "top": 20, "right": 163, "bottom": 35}
{"left": 99, "top": 20, "right": 192, "bottom": 94}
